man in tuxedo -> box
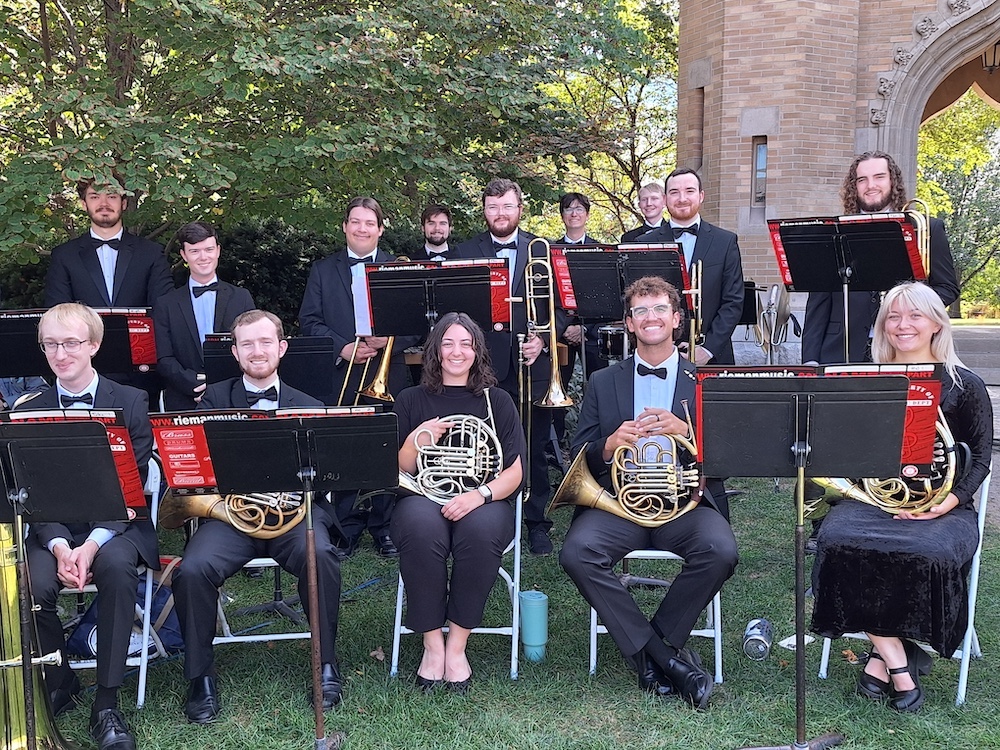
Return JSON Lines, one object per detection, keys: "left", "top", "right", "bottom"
{"left": 20, "top": 303, "right": 158, "bottom": 750}
{"left": 172, "top": 310, "right": 344, "bottom": 723}
{"left": 416, "top": 204, "right": 454, "bottom": 261}
{"left": 559, "top": 277, "right": 737, "bottom": 707}
{"left": 639, "top": 168, "right": 745, "bottom": 365}
{"left": 620, "top": 182, "right": 666, "bottom": 243}
{"left": 153, "top": 222, "right": 255, "bottom": 410}
{"left": 44, "top": 179, "right": 173, "bottom": 401}
{"left": 456, "top": 178, "right": 559, "bottom": 555}
{"left": 801, "top": 151, "right": 959, "bottom": 365}
{"left": 299, "top": 197, "right": 419, "bottom": 557}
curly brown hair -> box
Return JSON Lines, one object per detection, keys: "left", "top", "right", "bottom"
{"left": 840, "top": 151, "right": 906, "bottom": 214}
{"left": 624, "top": 275, "right": 682, "bottom": 314}
{"left": 420, "top": 312, "right": 497, "bottom": 395}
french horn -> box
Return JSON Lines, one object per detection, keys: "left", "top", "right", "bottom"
{"left": 813, "top": 407, "right": 958, "bottom": 515}
{"left": 397, "top": 414, "right": 503, "bottom": 505}
{"left": 158, "top": 491, "right": 305, "bottom": 539}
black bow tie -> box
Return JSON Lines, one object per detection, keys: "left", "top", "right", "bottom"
{"left": 89, "top": 236, "right": 121, "bottom": 251}
{"left": 60, "top": 392, "right": 94, "bottom": 408}
{"left": 672, "top": 225, "right": 698, "bottom": 240}
{"left": 637, "top": 364, "right": 668, "bottom": 380}
{"left": 192, "top": 282, "right": 218, "bottom": 298}
{"left": 493, "top": 241, "right": 517, "bottom": 252}
{"left": 349, "top": 256, "right": 374, "bottom": 267}
{"left": 246, "top": 386, "right": 278, "bottom": 406}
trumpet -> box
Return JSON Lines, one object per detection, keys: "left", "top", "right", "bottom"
{"left": 524, "top": 238, "right": 573, "bottom": 409}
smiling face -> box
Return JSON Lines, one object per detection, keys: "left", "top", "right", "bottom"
{"left": 231, "top": 316, "right": 288, "bottom": 387}
{"left": 625, "top": 293, "right": 682, "bottom": 353}
{"left": 483, "top": 190, "right": 523, "bottom": 240}
{"left": 561, "top": 200, "right": 589, "bottom": 237}
{"left": 180, "top": 236, "right": 221, "bottom": 284}
{"left": 343, "top": 206, "right": 384, "bottom": 256}
{"left": 83, "top": 187, "right": 126, "bottom": 233}
{"left": 638, "top": 187, "right": 665, "bottom": 224}
{"left": 883, "top": 297, "right": 940, "bottom": 362}
{"left": 438, "top": 322, "right": 476, "bottom": 386}
{"left": 39, "top": 315, "right": 101, "bottom": 393}
{"left": 423, "top": 212, "right": 451, "bottom": 247}
{"left": 665, "top": 173, "right": 704, "bottom": 224}
{"left": 855, "top": 157, "right": 893, "bottom": 213}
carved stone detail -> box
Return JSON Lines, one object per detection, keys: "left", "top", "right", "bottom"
{"left": 947, "top": 0, "right": 970, "bottom": 14}
{"left": 877, "top": 77, "right": 896, "bottom": 97}
{"left": 915, "top": 17, "right": 938, "bottom": 38}
{"left": 894, "top": 46, "right": 914, "bottom": 66}
{"left": 870, "top": 108, "right": 888, "bottom": 125}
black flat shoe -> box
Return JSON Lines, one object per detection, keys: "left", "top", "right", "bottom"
{"left": 634, "top": 648, "right": 674, "bottom": 698}
{"left": 662, "top": 647, "right": 712, "bottom": 709}
{"left": 49, "top": 675, "right": 81, "bottom": 717}
{"left": 185, "top": 675, "right": 220, "bottom": 724}
{"left": 414, "top": 673, "right": 443, "bottom": 694}
{"left": 311, "top": 662, "right": 343, "bottom": 710}
{"left": 856, "top": 650, "right": 890, "bottom": 700}
{"left": 888, "top": 665, "right": 924, "bottom": 713}
{"left": 445, "top": 675, "right": 472, "bottom": 695}
{"left": 89, "top": 708, "right": 136, "bottom": 750}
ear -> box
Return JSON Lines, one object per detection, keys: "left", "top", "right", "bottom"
{"left": 277, "top": 339, "right": 289, "bottom": 359}
{"left": 230, "top": 344, "right": 238, "bottom": 361}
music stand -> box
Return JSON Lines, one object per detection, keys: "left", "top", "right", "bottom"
{"left": 773, "top": 219, "right": 919, "bottom": 361}
{"left": 0, "top": 311, "right": 133, "bottom": 377}
{"left": 202, "top": 414, "right": 398, "bottom": 750}
{"left": 1, "top": 420, "right": 129, "bottom": 750}
{"left": 366, "top": 264, "right": 495, "bottom": 336}
{"left": 700, "top": 374, "right": 908, "bottom": 750}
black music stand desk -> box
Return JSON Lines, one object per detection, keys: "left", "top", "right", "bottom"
{"left": 700, "top": 374, "right": 908, "bottom": 750}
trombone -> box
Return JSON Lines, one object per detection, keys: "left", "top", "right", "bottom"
{"left": 902, "top": 198, "right": 931, "bottom": 277}
{"left": 683, "top": 259, "right": 704, "bottom": 361}
{"left": 524, "top": 238, "right": 573, "bottom": 409}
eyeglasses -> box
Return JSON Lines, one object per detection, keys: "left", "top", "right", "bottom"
{"left": 629, "top": 305, "right": 672, "bottom": 319}
{"left": 40, "top": 339, "right": 89, "bottom": 354}
{"left": 484, "top": 204, "right": 520, "bottom": 216}
{"left": 563, "top": 206, "right": 587, "bottom": 215}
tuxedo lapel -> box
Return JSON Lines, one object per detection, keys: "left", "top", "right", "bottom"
{"left": 79, "top": 243, "right": 111, "bottom": 305}
{"left": 213, "top": 282, "right": 233, "bottom": 331}
{"left": 512, "top": 234, "right": 530, "bottom": 293}
{"left": 690, "top": 222, "right": 713, "bottom": 268}
{"left": 93, "top": 376, "right": 117, "bottom": 408}
{"left": 613, "top": 358, "right": 634, "bottom": 423}
{"left": 178, "top": 288, "right": 201, "bottom": 362}
{"left": 111, "top": 240, "right": 134, "bottom": 305}
{"left": 334, "top": 252, "right": 353, "bottom": 301}
{"left": 229, "top": 379, "right": 251, "bottom": 408}
{"left": 672, "top": 360, "right": 697, "bottom": 415}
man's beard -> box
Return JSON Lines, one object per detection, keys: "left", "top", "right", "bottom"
{"left": 90, "top": 212, "right": 122, "bottom": 229}
{"left": 425, "top": 235, "right": 448, "bottom": 247}
{"left": 859, "top": 195, "right": 891, "bottom": 213}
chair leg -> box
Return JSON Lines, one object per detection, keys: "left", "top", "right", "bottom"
{"left": 390, "top": 574, "right": 406, "bottom": 678}
{"left": 136, "top": 569, "right": 154, "bottom": 708}
{"left": 589, "top": 608, "right": 599, "bottom": 676}
{"left": 711, "top": 591, "right": 723, "bottom": 684}
{"left": 818, "top": 637, "right": 832, "bottom": 679}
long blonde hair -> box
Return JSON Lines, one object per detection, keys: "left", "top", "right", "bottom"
{"left": 871, "top": 282, "right": 964, "bottom": 384}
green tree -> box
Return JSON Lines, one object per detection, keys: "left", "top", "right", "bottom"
{"left": 1, "top": 0, "right": 640, "bottom": 263}
{"left": 917, "top": 90, "right": 1000, "bottom": 313}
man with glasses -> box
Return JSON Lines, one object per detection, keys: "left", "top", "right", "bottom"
{"left": 456, "top": 178, "right": 561, "bottom": 555}
{"left": 559, "top": 276, "right": 737, "bottom": 708}
{"left": 621, "top": 183, "right": 666, "bottom": 243}
{"left": 19, "top": 303, "right": 158, "bottom": 750}
{"left": 153, "top": 222, "right": 255, "bottom": 411}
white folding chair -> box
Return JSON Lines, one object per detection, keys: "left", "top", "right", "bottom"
{"left": 818, "top": 463, "right": 992, "bottom": 706}
{"left": 60, "top": 456, "right": 168, "bottom": 708}
{"left": 589, "top": 549, "right": 724, "bottom": 684}
{"left": 212, "top": 557, "right": 311, "bottom": 646}
{"left": 390, "top": 494, "right": 523, "bottom": 679}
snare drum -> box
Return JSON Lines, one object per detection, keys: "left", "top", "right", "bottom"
{"left": 598, "top": 324, "right": 630, "bottom": 361}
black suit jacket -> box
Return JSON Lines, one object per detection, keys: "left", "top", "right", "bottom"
{"left": 639, "top": 221, "right": 745, "bottom": 364}
{"left": 18, "top": 375, "right": 159, "bottom": 568}
{"left": 45, "top": 231, "right": 173, "bottom": 308}
{"left": 298, "top": 249, "right": 419, "bottom": 404}
{"left": 572, "top": 356, "right": 729, "bottom": 520}
{"left": 198, "top": 377, "right": 324, "bottom": 410}
{"left": 800, "top": 216, "right": 959, "bottom": 364}
{"left": 153, "top": 281, "right": 256, "bottom": 410}
{"left": 621, "top": 221, "right": 664, "bottom": 244}
{"left": 455, "top": 230, "right": 566, "bottom": 385}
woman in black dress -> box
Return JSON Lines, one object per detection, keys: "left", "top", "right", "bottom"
{"left": 811, "top": 281, "right": 993, "bottom": 712}
{"left": 391, "top": 312, "right": 526, "bottom": 693}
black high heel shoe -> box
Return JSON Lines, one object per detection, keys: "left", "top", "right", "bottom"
{"left": 856, "top": 650, "right": 890, "bottom": 700}
{"left": 902, "top": 639, "right": 933, "bottom": 676}
{"left": 888, "top": 664, "right": 924, "bottom": 713}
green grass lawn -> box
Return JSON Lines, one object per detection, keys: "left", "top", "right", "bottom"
{"left": 52, "top": 477, "right": 999, "bottom": 750}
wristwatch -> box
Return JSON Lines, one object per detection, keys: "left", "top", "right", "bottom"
{"left": 477, "top": 485, "right": 494, "bottom": 503}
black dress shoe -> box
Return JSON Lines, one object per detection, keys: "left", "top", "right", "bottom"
{"left": 414, "top": 673, "right": 443, "bottom": 694}
{"left": 635, "top": 649, "right": 674, "bottom": 697}
{"left": 311, "top": 662, "right": 343, "bottom": 709}
{"left": 856, "top": 650, "right": 889, "bottom": 700}
{"left": 334, "top": 539, "right": 357, "bottom": 561}
{"left": 49, "top": 675, "right": 81, "bottom": 717}
{"left": 528, "top": 528, "right": 553, "bottom": 556}
{"left": 445, "top": 675, "right": 472, "bottom": 695}
{"left": 888, "top": 665, "right": 924, "bottom": 713}
{"left": 662, "top": 648, "right": 713, "bottom": 709}
{"left": 89, "top": 708, "right": 136, "bottom": 750}
{"left": 375, "top": 534, "right": 399, "bottom": 558}
{"left": 185, "top": 675, "right": 220, "bottom": 724}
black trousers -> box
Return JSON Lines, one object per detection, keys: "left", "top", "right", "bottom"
{"left": 559, "top": 505, "right": 738, "bottom": 658}
{"left": 498, "top": 375, "right": 553, "bottom": 534}
{"left": 27, "top": 534, "right": 140, "bottom": 691}
{"left": 172, "top": 514, "right": 341, "bottom": 680}
{"left": 333, "top": 490, "right": 392, "bottom": 545}
{"left": 390, "top": 495, "right": 515, "bottom": 632}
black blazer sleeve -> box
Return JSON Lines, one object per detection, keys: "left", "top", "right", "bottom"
{"left": 927, "top": 217, "right": 959, "bottom": 307}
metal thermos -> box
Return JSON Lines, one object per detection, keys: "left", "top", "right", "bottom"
{"left": 743, "top": 618, "right": 773, "bottom": 660}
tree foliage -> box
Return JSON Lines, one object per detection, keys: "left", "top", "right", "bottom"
{"left": 918, "top": 90, "right": 1000, "bottom": 309}
{"left": 1, "top": 0, "right": 642, "bottom": 263}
